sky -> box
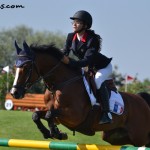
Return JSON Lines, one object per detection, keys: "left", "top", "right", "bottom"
{"left": 0, "top": 0, "right": 150, "bottom": 81}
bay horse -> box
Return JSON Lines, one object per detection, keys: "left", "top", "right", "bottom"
{"left": 10, "top": 41, "right": 150, "bottom": 147}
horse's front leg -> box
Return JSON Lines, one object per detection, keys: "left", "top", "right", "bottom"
{"left": 32, "top": 111, "right": 53, "bottom": 139}
{"left": 43, "top": 89, "right": 68, "bottom": 140}
{"left": 45, "top": 109, "right": 68, "bottom": 140}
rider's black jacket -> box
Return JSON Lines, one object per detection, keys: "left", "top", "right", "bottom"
{"left": 63, "top": 30, "right": 112, "bottom": 70}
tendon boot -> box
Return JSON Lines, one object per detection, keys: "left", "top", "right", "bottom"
{"left": 97, "top": 82, "right": 112, "bottom": 124}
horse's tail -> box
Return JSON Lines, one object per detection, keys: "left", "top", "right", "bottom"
{"left": 137, "top": 92, "right": 150, "bottom": 107}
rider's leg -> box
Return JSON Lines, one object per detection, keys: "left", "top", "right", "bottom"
{"left": 97, "top": 82, "right": 112, "bottom": 124}
{"left": 95, "top": 63, "right": 112, "bottom": 124}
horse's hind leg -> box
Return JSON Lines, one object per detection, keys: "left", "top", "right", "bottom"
{"left": 32, "top": 111, "right": 52, "bottom": 139}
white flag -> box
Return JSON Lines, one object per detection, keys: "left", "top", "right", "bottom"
{"left": 3, "top": 66, "right": 9, "bottom": 73}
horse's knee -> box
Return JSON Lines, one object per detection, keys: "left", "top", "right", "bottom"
{"left": 32, "top": 112, "right": 40, "bottom": 122}
{"left": 45, "top": 110, "right": 52, "bottom": 120}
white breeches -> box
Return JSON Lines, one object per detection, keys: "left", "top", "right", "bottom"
{"left": 95, "top": 63, "right": 113, "bottom": 89}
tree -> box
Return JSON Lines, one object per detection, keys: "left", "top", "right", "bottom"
{"left": 0, "top": 25, "right": 66, "bottom": 67}
{"left": 111, "top": 65, "right": 150, "bottom": 94}
{"left": 119, "top": 79, "right": 150, "bottom": 94}
{"left": 112, "top": 65, "right": 125, "bottom": 88}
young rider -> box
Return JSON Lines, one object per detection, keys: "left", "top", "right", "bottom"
{"left": 61, "top": 10, "right": 113, "bottom": 124}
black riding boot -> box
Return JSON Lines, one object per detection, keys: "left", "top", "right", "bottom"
{"left": 97, "top": 82, "right": 112, "bottom": 124}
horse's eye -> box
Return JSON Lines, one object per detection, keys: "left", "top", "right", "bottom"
{"left": 23, "top": 63, "right": 31, "bottom": 69}
{"left": 23, "top": 65, "right": 29, "bottom": 71}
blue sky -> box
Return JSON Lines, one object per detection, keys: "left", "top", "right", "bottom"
{"left": 0, "top": 0, "right": 150, "bottom": 81}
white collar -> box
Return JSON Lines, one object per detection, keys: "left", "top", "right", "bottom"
{"left": 77, "top": 34, "right": 83, "bottom": 41}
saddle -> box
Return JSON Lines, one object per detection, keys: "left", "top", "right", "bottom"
{"left": 84, "top": 71, "right": 117, "bottom": 97}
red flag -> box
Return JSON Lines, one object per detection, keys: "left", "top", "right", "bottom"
{"left": 125, "top": 75, "right": 134, "bottom": 92}
{"left": 127, "top": 75, "right": 134, "bottom": 81}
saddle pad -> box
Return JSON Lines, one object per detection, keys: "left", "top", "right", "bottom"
{"left": 82, "top": 69, "right": 124, "bottom": 115}
{"left": 109, "top": 91, "right": 124, "bottom": 115}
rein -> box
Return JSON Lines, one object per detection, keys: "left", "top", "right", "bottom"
{"left": 53, "top": 75, "right": 83, "bottom": 90}
{"left": 25, "top": 61, "right": 62, "bottom": 90}
{"left": 40, "top": 62, "right": 83, "bottom": 91}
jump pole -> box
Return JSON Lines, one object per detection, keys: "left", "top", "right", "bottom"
{"left": 0, "top": 138, "right": 150, "bottom": 150}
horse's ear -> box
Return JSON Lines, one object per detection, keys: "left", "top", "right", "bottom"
{"left": 15, "top": 40, "right": 22, "bottom": 55}
{"left": 23, "top": 41, "right": 31, "bottom": 55}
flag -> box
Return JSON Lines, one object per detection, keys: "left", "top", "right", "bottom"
{"left": 127, "top": 75, "right": 134, "bottom": 81}
{"left": 3, "top": 66, "right": 9, "bottom": 73}
{"left": 125, "top": 75, "right": 134, "bottom": 92}
{"left": 2, "top": 66, "right": 10, "bottom": 93}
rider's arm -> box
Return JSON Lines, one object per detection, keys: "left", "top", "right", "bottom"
{"left": 68, "top": 47, "right": 96, "bottom": 67}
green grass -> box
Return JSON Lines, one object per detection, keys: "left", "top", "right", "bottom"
{"left": 0, "top": 110, "right": 109, "bottom": 150}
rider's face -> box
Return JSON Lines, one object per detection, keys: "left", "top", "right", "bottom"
{"left": 71, "top": 19, "right": 84, "bottom": 33}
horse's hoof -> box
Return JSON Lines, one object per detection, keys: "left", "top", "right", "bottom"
{"left": 59, "top": 132, "right": 68, "bottom": 140}
{"left": 43, "top": 135, "right": 50, "bottom": 139}
{"left": 54, "top": 132, "right": 68, "bottom": 140}
{"left": 43, "top": 133, "right": 54, "bottom": 139}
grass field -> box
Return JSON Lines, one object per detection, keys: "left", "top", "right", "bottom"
{"left": 0, "top": 110, "right": 109, "bottom": 150}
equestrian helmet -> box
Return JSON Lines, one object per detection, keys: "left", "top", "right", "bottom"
{"left": 70, "top": 10, "right": 92, "bottom": 29}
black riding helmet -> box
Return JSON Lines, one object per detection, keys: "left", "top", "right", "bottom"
{"left": 70, "top": 10, "right": 92, "bottom": 29}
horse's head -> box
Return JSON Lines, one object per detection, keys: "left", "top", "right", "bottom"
{"left": 10, "top": 41, "right": 40, "bottom": 99}
{"left": 11, "top": 41, "right": 65, "bottom": 99}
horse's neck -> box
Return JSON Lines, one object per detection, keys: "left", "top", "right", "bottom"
{"left": 51, "top": 64, "right": 79, "bottom": 82}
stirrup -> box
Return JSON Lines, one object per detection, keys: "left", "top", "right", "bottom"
{"left": 99, "top": 112, "right": 112, "bottom": 124}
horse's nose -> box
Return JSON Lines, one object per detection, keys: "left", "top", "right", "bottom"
{"left": 10, "top": 88, "right": 20, "bottom": 99}
{"left": 10, "top": 87, "right": 16, "bottom": 95}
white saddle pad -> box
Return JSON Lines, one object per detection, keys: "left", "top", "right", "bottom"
{"left": 109, "top": 91, "right": 124, "bottom": 115}
{"left": 82, "top": 69, "right": 124, "bottom": 115}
